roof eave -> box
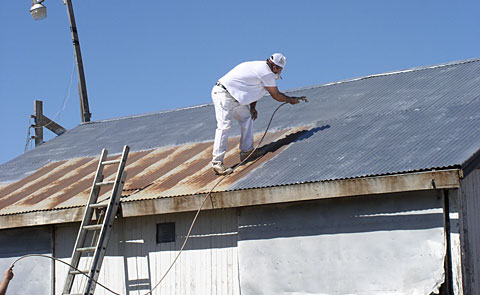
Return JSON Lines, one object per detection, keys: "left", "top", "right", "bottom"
{"left": 0, "top": 169, "right": 461, "bottom": 230}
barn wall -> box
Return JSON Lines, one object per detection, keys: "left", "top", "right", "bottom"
{"left": 456, "top": 168, "right": 480, "bottom": 295}
{"left": 0, "top": 225, "right": 52, "bottom": 294}
{"left": 447, "top": 187, "right": 464, "bottom": 294}
{"left": 54, "top": 208, "right": 239, "bottom": 295}
{"left": 237, "top": 190, "right": 446, "bottom": 295}
{"left": 51, "top": 189, "right": 451, "bottom": 295}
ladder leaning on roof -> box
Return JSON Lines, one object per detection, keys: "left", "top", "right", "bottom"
{"left": 62, "top": 145, "right": 129, "bottom": 295}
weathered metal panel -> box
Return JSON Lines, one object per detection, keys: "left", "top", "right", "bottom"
{"left": 0, "top": 226, "right": 52, "bottom": 294}
{"left": 455, "top": 168, "right": 480, "bottom": 294}
{"left": 447, "top": 188, "right": 464, "bottom": 294}
{"left": 54, "top": 210, "right": 239, "bottom": 295}
{"left": 231, "top": 99, "right": 480, "bottom": 190}
{"left": 0, "top": 127, "right": 301, "bottom": 217}
{"left": 237, "top": 191, "right": 446, "bottom": 294}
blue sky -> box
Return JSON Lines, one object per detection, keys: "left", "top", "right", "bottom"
{"left": 0, "top": 0, "right": 479, "bottom": 165}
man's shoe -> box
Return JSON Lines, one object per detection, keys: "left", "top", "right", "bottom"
{"left": 212, "top": 162, "right": 233, "bottom": 175}
{"left": 240, "top": 149, "right": 263, "bottom": 162}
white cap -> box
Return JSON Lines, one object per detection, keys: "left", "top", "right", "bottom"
{"left": 269, "top": 53, "right": 287, "bottom": 68}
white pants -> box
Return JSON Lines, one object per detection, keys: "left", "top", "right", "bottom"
{"left": 212, "top": 85, "right": 254, "bottom": 163}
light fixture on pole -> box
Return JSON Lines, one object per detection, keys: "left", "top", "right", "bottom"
{"left": 30, "top": 0, "right": 47, "bottom": 21}
{"left": 29, "top": 0, "right": 92, "bottom": 123}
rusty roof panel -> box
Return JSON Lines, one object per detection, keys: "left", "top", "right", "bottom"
{"left": 0, "top": 128, "right": 300, "bottom": 215}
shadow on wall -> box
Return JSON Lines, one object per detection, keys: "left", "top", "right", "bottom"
{"left": 238, "top": 190, "right": 451, "bottom": 241}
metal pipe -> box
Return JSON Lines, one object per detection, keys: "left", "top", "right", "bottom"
{"left": 64, "top": 0, "right": 91, "bottom": 123}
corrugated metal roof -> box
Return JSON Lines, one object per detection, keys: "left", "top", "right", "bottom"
{"left": 0, "top": 128, "right": 303, "bottom": 215}
{"left": 1, "top": 58, "right": 480, "bottom": 216}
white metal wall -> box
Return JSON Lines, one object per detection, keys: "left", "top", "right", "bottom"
{"left": 0, "top": 226, "right": 52, "bottom": 294}
{"left": 237, "top": 191, "right": 446, "bottom": 295}
{"left": 54, "top": 208, "right": 239, "bottom": 295}
{"left": 51, "top": 188, "right": 455, "bottom": 295}
{"left": 456, "top": 168, "right": 480, "bottom": 294}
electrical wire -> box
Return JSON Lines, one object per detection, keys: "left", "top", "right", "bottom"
{"left": 11, "top": 102, "right": 290, "bottom": 295}
{"left": 24, "top": 59, "right": 76, "bottom": 153}
{"left": 32, "top": 58, "right": 76, "bottom": 130}
{"left": 24, "top": 116, "right": 33, "bottom": 152}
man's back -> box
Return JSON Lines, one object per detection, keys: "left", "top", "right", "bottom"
{"left": 219, "top": 61, "right": 276, "bottom": 105}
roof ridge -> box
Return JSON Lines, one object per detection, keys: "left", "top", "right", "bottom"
{"left": 82, "top": 103, "right": 212, "bottom": 125}
{"left": 79, "top": 58, "right": 480, "bottom": 123}
{"left": 285, "top": 57, "right": 480, "bottom": 93}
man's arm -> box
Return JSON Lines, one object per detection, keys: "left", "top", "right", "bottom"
{"left": 265, "top": 86, "right": 301, "bottom": 104}
{"left": 0, "top": 267, "right": 13, "bottom": 295}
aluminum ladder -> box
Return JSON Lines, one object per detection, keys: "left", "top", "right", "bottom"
{"left": 62, "top": 145, "right": 129, "bottom": 295}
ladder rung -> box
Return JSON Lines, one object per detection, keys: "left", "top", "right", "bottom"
{"left": 83, "top": 224, "right": 102, "bottom": 231}
{"left": 69, "top": 269, "right": 89, "bottom": 275}
{"left": 102, "top": 159, "right": 121, "bottom": 165}
{"left": 89, "top": 202, "right": 108, "bottom": 209}
{"left": 95, "top": 180, "right": 115, "bottom": 186}
{"left": 76, "top": 247, "right": 97, "bottom": 252}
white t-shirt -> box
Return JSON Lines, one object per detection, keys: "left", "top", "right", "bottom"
{"left": 219, "top": 61, "right": 276, "bottom": 105}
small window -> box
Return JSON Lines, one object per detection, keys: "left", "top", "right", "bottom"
{"left": 156, "top": 222, "right": 175, "bottom": 243}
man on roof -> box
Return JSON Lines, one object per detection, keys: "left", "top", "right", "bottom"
{"left": 211, "top": 53, "right": 305, "bottom": 175}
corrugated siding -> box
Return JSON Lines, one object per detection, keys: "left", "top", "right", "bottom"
{"left": 457, "top": 168, "right": 480, "bottom": 294}
{"left": 54, "top": 209, "right": 239, "bottom": 295}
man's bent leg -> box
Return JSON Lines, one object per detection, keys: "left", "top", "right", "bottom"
{"left": 212, "top": 86, "right": 235, "bottom": 164}
{"left": 233, "top": 104, "right": 254, "bottom": 153}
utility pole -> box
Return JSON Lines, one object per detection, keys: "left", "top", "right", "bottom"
{"left": 34, "top": 100, "right": 44, "bottom": 146}
{"left": 30, "top": 0, "right": 92, "bottom": 123}
{"left": 32, "top": 100, "right": 67, "bottom": 147}
{"left": 64, "top": 0, "right": 91, "bottom": 123}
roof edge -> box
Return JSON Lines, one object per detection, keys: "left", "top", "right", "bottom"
{"left": 121, "top": 168, "right": 461, "bottom": 217}
{"left": 462, "top": 148, "right": 480, "bottom": 177}
{"left": 0, "top": 169, "right": 460, "bottom": 229}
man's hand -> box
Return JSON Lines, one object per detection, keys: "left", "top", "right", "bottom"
{"left": 250, "top": 108, "right": 258, "bottom": 120}
{"left": 288, "top": 96, "right": 307, "bottom": 104}
{"left": 3, "top": 267, "right": 13, "bottom": 281}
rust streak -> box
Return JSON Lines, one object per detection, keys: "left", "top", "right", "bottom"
{"left": 123, "top": 149, "right": 173, "bottom": 190}
{"left": 0, "top": 161, "right": 67, "bottom": 201}
{"left": 0, "top": 160, "right": 74, "bottom": 210}
{"left": 123, "top": 150, "right": 161, "bottom": 190}
{"left": 50, "top": 149, "right": 155, "bottom": 209}
{"left": 152, "top": 129, "right": 294, "bottom": 198}
{"left": 127, "top": 143, "right": 211, "bottom": 192}
{"left": 143, "top": 142, "right": 213, "bottom": 193}
{"left": 20, "top": 158, "right": 97, "bottom": 206}
{"left": 195, "top": 128, "right": 303, "bottom": 193}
